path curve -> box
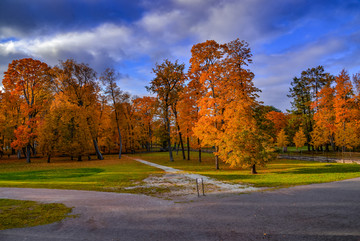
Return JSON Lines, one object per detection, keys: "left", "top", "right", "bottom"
{"left": 131, "top": 157, "right": 262, "bottom": 200}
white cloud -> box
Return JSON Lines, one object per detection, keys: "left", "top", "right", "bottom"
{"left": 0, "top": 23, "right": 136, "bottom": 69}
{"left": 252, "top": 37, "right": 347, "bottom": 111}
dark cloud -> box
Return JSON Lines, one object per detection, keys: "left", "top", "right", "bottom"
{"left": 0, "top": 0, "right": 143, "bottom": 38}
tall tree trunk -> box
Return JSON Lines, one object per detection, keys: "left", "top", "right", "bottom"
{"left": 26, "top": 145, "right": 31, "bottom": 163}
{"left": 77, "top": 155, "right": 82, "bottom": 162}
{"left": 17, "top": 150, "right": 21, "bottom": 159}
{"left": 93, "top": 139, "right": 103, "bottom": 160}
{"left": 30, "top": 143, "right": 36, "bottom": 157}
{"left": 165, "top": 109, "right": 174, "bottom": 162}
{"left": 251, "top": 164, "right": 257, "bottom": 174}
{"left": 47, "top": 155, "right": 51, "bottom": 163}
{"left": 215, "top": 146, "right": 219, "bottom": 170}
{"left": 198, "top": 138, "right": 201, "bottom": 163}
{"left": 148, "top": 125, "right": 152, "bottom": 152}
{"left": 117, "top": 126, "right": 122, "bottom": 159}
{"left": 342, "top": 121, "right": 346, "bottom": 153}
{"left": 187, "top": 136, "right": 190, "bottom": 160}
{"left": 330, "top": 134, "right": 336, "bottom": 151}
{"left": 178, "top": 130, "right": 185, "bottom": 160}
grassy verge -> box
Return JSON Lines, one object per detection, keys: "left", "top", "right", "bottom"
{"left": 0, "top": 155, "right": 167, "bottom": 195}
{"left": 132, "top": 152, "right": 360, "bottom": 188}
{"left": 0, "top": 199, "right": 74, "bottom": 230}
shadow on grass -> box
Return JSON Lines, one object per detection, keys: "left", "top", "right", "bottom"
{"left": 205, "top": 174, "right": 257, "bottom": 181}
{"left": 0, "top": 168, "right": 104, "bottom": 181}
{"left": 280, "top": 164, "right": 360, "bottom": 175}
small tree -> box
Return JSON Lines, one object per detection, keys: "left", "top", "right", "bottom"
{"left": 293, "top": 127, "right": 307, "bottom": 151}
{"left": 276, "top": 129, "right": 289, "bottom": 152}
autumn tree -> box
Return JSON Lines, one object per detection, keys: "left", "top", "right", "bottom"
{"left": 3, "top": 58, "right": 51, "bottom": 163}
{"left": 177, "top": 87, "right": 198, "bottom": 161}
{"left": 293, "top": 127, "right": 306, "bottom": 150}
{"left": 311, "top": 80, "right": 336, "bottom": 151}
{"left": 288, "top": 66, "right": 333, "bottom": 151}
{"left": 265, "top": 111, "right": 288, "bottom": 135}
{"left": 133, "top": 96, "right": 157, "bottom": 152}
{"left": 276, "top": 129, "right": 289, "bottom": 152}
{"left": 121, "top": 98, "right": 138, "bottom": 153}
{"left": 190, "top": 40, "right": 223, "bottom": 169}
{"left": 52, "top": 59, "right": 103, "bottom": 160}
{"left": 192, "top": 39, "right": 273, "bottom": 173}
{"left": 97, "top": 94, "right": 117, "bottom": 154}
{"left": 186, "top": 53, "right": 207, "bottom": 162}
{"left": 0, "top": 90, "right": 22, "bottom": 157}
{"left": 147, "top": 59, "right": 185, "bottom": 162}
{"left": 333, "top": 70, "right": 356, "bottom": 151}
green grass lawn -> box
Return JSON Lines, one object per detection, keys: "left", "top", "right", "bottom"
{"left": 1, "top": 151, "right": 360, "bottom": 191}
{"left": 132, "top": 152, "right": 360, "bottom": 188}
{"left": 0, "top": 155, "right": 167, "bottom": 195}
{"left": 0, "top": 199, "right": 74, "bottom": 230}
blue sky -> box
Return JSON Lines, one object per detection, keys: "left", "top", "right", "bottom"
{"left": 0, "top": 0, "right": 359, "bottom": 111}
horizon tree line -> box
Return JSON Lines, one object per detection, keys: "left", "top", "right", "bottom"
{"left": 0, "top": 38, "right": 359, "bottom": 173}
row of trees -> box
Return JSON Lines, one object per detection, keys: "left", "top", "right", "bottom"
{"left": 0, "top": 58, "right": 160, "bottom": 163}
{"left": 0, "top": 38, "right": 279, "bottom": 173}
{"left": 274, "top": 66, "right": 360, "bottom": 153}
{"left": 147, "top": 39, "right": 275, "bottom": 173}
{"left": 2, "top": 38, "right": 357, "bottom": 172}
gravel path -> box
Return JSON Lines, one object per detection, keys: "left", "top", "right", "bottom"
{"left": 131, "top": 158, "right": 262, "bottom": 200}
{"left": 1, "top": 177, "right": 360, "bottom": 240}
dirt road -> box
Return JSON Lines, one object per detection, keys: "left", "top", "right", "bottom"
{"left": 1, "top": 177, "right": 360, "bottom": 240}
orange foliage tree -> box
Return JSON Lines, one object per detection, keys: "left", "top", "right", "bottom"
{"left": 333, "top": 70, "right": 357, "bottom": 151}
{"left": 311, "top": 81, "right": 336, "bottom": 150}
{"left": 265, "top": 111, "right": 288, "bottom": 135}
{"left": 189, "top": 40, "right": 223, "bottom": 169}
{"left": 3, "top": 58, "right": 51, "bottom": 163}
{"left": 133, "top": 96, "right": 157, "bottom": 152}
{"left": 51, "top": 59, "right": 103, "bottom": 160}
{"left": 192, "top": 39, "right": 273, "bottom": 173}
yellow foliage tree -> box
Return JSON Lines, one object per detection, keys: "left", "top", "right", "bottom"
{"left": 293, "top": 127, "right": 307, "bottom": 150}
{"left": 333, "top": 70, "right": 355, "bottom": 152}
{"left": 276, "top": 129, "right": 289, "bottom": 152}
{"left": 52, "top": 59, "right": 103, "bottom": 160}
{"left": 334, "top": 123, "right": 359, "bottom": 150}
